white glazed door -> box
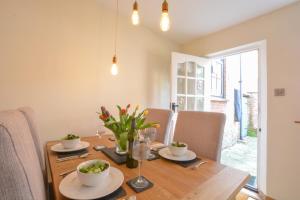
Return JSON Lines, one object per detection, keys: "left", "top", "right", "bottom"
{"left": 171, "top": 52, "right": 211, "bottom": 112}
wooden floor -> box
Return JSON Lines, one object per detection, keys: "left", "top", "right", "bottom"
{"left": 236, "top": 192, "right": 257, "bottom": 200}
{"left": 236, "top": 189, "right": 260, "bottom": 200}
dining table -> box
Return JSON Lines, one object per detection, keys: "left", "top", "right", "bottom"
{"left": 46, "top": 135, "right": 250, "bottom": 200}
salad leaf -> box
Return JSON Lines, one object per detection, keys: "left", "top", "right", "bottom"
{"left": 79, "top": 161, "right": 109, "bottom": 174}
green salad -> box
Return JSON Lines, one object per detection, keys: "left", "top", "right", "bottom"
{"left": 79, "top": 161, "right": 109, "bottom": 174}
{"left": 171, "top": 141, "right": 186, "bottom": 147}
{"left": 62, "top": 134, "right": 80, "bottom": 140}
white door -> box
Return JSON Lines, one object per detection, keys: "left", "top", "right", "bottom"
{"left": 171, "top": 52, "right": 211, "bottom": 112}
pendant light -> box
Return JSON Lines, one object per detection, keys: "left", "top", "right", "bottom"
{"left": 111, "top": 0, "right": 119, "bottom": 76}
{"left": 131, "top": 0, "right": 140, "bottom": 26}
{"left": 160, "top": 0, "right": 170, "bottom": 32}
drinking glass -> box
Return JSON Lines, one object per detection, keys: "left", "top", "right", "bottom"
{"left": 94, "top": 125, "right": 106, "bottom": 150}
{"left": 140, "top": 128, "right": 157, "bottom": 159}
{"left": 96, "top": 128, "right": 105, "bottom": 139}
{"left": 132, "top": 139, "right": 150, "bottom": 188}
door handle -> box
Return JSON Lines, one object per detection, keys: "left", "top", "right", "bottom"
{"left": 170, "top": 102, "right": 179, "bottom": 112}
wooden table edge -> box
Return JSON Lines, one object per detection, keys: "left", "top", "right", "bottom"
{"left": 228, "top": 173, "right": 251, "bottom": 200}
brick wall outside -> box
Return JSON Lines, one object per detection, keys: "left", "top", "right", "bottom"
{"left": 210, "top": 99, "right": 240, "bottom": 149}
{"left": 247, "top": 92, "right": 258, "bottom": 130}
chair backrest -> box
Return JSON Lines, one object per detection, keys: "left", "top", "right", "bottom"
{"left": 0, "top": 108, "right": 46, "bottom": 200}
{"left": 146, "top": 108, "right": 173, "bottom": 144}
{"left": 18, "top": 107, "right": 45, "bottom": 172}
{"left": 173, "top": 111, "right": 226, "bottom": 162}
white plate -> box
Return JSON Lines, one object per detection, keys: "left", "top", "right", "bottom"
{"left": 59, "top": 167, "right": 124, "bottom": 200}
{"left": 51, "top": 141, "right": 90, "bottom": 153}
{"left": 158, "top": 147, "right": 197, "bottom": 161}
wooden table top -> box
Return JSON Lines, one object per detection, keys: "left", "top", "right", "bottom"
{"left": 46, "top": 135, "right": 250, "bottom": 200}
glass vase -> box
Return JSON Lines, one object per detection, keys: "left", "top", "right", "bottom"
{"left": 114, "top": 132, "right": 128, "bottom": 155}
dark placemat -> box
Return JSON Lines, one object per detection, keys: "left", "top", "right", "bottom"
{"left": 56, "top": 149, "right": 88, "bottom": 159}
{"left": 126, "top": 176, "right": 153, "bottom": 193}
{"left": 173, "top": 157, "right": 201, "bottom": 168}
{"left": 101, "top": 147, "right": 127, "bottom": 165}
{"left": 147, "top": 150, "right": 160, "bottom": 161}
{"left": 96, "top": 187, "right": 126, "bottom": 200}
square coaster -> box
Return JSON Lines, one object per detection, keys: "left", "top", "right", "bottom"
{"left": 101, "top": 147, "right": 127, "bottom": 165}
{"left": 97, "top": 187, "right": 126, "bottom": 200}
{"left": 126, "top": 176, "right": 154, "bottom": 193}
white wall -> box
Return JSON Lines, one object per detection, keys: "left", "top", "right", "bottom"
{"left": 182, "top": 2, "right": 300, "bottom": 199}
{"left": 0, "top": 0, "right": 179, "bottom": 143}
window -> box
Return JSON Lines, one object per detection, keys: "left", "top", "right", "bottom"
{"left": 211, "top": 59, "right": 225, "bottom": 98}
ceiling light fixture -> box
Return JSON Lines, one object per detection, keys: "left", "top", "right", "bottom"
{"left": 111, "top": 0, "right": 119, "bottom": 76}
{"left": 131, "top": 0, "right": 139, "bottom": 26}
{"left": 160, "top": 0, "right": 170, "bottom": 32}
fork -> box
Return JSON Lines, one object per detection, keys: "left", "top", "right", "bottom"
{"left": 59, "top": 169, "right": 76, "bottom": 177}
{"left": 56, "top": 153, "right": 89, "bottom": 162}
{"left": 190, "top": 161, "right": 207, "bottom": 170}
{"left": 121, "top": 195, "right": 136, "bottom": 200}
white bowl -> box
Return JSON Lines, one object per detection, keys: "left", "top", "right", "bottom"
{"left": 169, "top": 143, "right": 188, "bottom": 157}
{"left": 61, "top": 138, "right": 80, "bottom": 149}
{"left": 77, "top": 159, "right": 110, "bottom": 187}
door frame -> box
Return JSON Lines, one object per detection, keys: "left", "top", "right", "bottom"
{"left": 207, "top": 40, "right": 268, "bottom": 195}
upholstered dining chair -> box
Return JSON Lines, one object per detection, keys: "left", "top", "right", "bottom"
{"left": 145, "top": 108, "right": 173, "bottom": 144}
{"left": 173, "top": 111, "right": 226, "bottom": 162}
{"left": 0, "top": 107, "right": 46, "bottom": 200}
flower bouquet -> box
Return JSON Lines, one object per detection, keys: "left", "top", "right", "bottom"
{"left": 98, "top": 105, "right": 159, "bottom": 154}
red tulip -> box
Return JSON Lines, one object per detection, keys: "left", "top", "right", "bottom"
{"left": 120, "top": 109, "right": 127, "bottom": 115}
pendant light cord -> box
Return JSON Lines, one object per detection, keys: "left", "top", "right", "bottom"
{"left": 114, "top": 0, "right": 119, "bottom": 56}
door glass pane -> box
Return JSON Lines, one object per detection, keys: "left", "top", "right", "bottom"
{"left": 196, "top": 80, "right": 204, "bottom": 95}
{"left": 177, "top": 63, "right": 185, "bottom": 76}
{"left": 187, "top": 79, "right": 195, "bottom": 95}
{"left": 177, "top": 96, "right": 186, "bottom": 111}
{"left": 187, "top": 62, "right": 196, "bottom": 77}
{"left": 217, "top": 79, "right": 222, "bottom": 96}
{"left": 187, "top": 97, "right": 195, "bottom": 111}
{"left": 196, "top": 97, "right": 204, "bottom": 111}
{"left": 196, "top": 65, "right": 204, "bottom": 79}
{"left": 177, "top": 78, "right": 185, "bottom": 94}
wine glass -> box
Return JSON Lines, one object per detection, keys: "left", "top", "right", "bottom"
{"left": 140, "top": 128, "right": 157, "bottom": 159}
{"left": 96, "top": 130, "right": 105, "bottom": 139}
{"left": 96, "top": 124, "right": 106, "bottom": 139}
{"left": 132, "top": 138, "right": 150, "bottom": 188}
{"left": 94, "top": 125, "right": 106, "bottom": 150}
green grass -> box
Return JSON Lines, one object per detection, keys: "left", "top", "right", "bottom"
{"left": 247, "top": 129, "right": 257, "bottom": 137}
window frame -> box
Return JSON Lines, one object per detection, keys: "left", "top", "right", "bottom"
{"left": 210, "top": 58, "right": 225, "bottom": 98}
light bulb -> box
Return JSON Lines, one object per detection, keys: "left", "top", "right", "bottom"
{"left": 160, "top": 11, "right": 170, "bottom": 32}
{"left": 111, "top": 55, "right": 118, "bottom": 75}
{"left": 160, "top": 0, "right": 170, "bottom": 32}
{"left": 111, "top": 63, "right": 118, "bottom": 75}
{"left": 131, "top": 10, "right": 140, "bottom": 25}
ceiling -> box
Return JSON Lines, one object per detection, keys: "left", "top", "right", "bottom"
{"left": 97, "top": 0, "right": 298, "bottom": 44}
